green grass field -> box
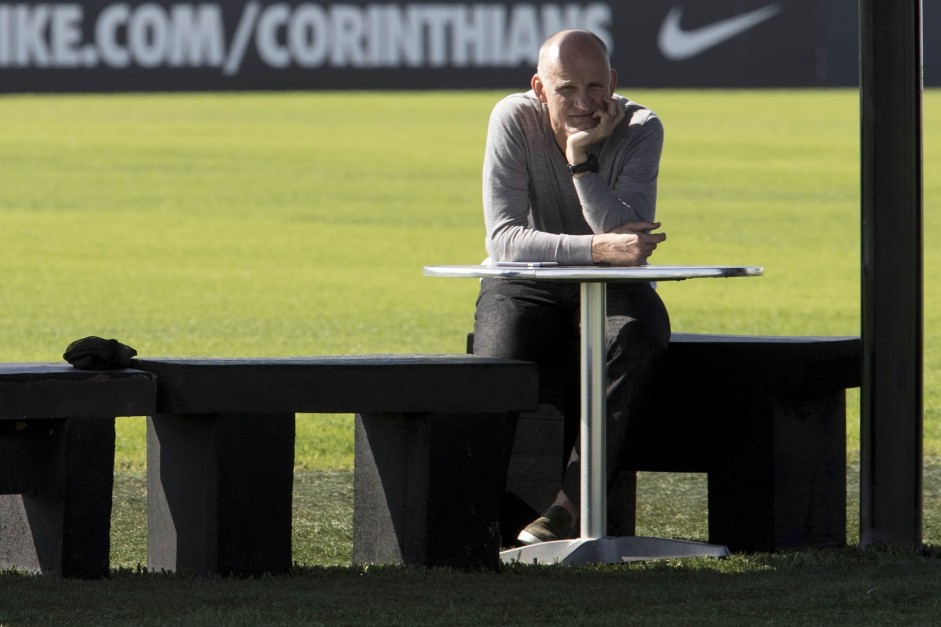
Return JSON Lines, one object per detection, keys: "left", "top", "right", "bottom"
{"left": 1, "top": 89, "right": 939, "bottom": 624}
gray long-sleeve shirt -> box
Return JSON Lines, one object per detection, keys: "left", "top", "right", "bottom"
{"left": 482, "top": 90, "right": 664, "bottom": 265}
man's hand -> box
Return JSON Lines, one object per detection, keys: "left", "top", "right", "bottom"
{"left": 591, "top": 221, "right": 665, "bottom": 266}
{"left": 566, "top": 97, "right": 625, "bottom": 166}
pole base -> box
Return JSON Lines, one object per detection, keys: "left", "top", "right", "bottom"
{"left": 500, "top": 536, "right": 729, "bottom": 566}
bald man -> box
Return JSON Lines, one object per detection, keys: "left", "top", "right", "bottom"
{"left": 472, "top": 30, "right": 671, "bottom": 546}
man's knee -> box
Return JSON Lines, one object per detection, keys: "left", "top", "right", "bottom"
{"left": 473, "top": 281, "right": 576, "bottom": 361}
{"left": 606, "top": 315, "right": 668, "bottom": 363}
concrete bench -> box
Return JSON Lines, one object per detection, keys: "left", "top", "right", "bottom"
{"left": 131, "top": 354, "right": 537, "bottom": 575}
{"left": 0, "top": 364, "right": 156, "bottom": 578}
{"left": 485, "top": 333, "right": 861, "bottom": 553}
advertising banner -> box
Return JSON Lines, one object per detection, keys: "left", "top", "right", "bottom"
{"left": 0, "top": 0, "right": 928, "bottom": 92}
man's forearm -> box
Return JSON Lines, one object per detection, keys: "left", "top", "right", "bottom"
{"left": 575, "top": 174, "right": 652, "bottom": 232}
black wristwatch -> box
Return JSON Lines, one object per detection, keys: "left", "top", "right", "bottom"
{"left": 568, "top": 153, "right": 599, "bottom": 175}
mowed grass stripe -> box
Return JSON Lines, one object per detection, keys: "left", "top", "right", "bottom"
{"left": 1, "top": 90, "right": 938, "bottom": 468}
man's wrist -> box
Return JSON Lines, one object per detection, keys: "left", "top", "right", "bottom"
{"left": 591, "top": 234, "right": 610, "bottom": 263}
{"left": 567, "top": 153, "right": 598, "bottom": 176}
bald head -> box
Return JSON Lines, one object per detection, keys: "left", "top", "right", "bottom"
{"left": 530, "top": 29, "right": 618, "bottom": 150}
{"left": 537, "top": 30, "right": 610, "bottom": 80}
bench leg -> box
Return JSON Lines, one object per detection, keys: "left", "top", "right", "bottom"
{"left": 353, "top": 411, "right": 513, "bottom": 571}
{"left": 0, "top": 417, "right": 115, "bottom": 578}
{"left": 147, "top": 412, "right": 294, "bottom": 576}
{"left": 708, "top": 390, "right": 847, "bottom": 552}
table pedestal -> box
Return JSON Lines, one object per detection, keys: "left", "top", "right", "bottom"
{"left": 500, "top": 282, "right": 730, "bottom": 564}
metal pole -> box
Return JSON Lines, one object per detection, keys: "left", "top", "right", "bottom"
{"left": 859, "top": 0, "right": 923, "bottom": 548}
{"left": 580, "top": 282, "right": 607, "bottom": 539}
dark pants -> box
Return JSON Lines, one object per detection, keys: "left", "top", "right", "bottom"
{"left": 472, "top": 279, "right": 670, "bottom": 508}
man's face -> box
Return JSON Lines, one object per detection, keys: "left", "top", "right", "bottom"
{"left": 533, "top": 51, "right": 616, "bottom": 148}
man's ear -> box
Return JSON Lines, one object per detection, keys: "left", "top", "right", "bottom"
{"left": 531, "top": 74, "right": 547, "bottom": 102}
{"left": 609, "top": 68, "right": 618, "bottom": 95}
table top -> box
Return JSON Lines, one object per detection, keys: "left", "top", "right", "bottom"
{"left": 424, "top": 264, "right": 764, "bottom": 282}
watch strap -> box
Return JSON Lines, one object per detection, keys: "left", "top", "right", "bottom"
{"left": 568, "top": 153, "right": 599, "bottom": 175}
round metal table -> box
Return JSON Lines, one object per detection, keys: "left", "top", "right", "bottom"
{"left": 424, "top": 264, "right": 764, "bottom": 565}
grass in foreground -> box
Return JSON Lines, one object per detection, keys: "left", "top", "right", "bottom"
{"left": 2, "top": 548, "right": 940, "bottom": 626}
{"left": 3, "top": 466, "right": 941, "bottom": 625}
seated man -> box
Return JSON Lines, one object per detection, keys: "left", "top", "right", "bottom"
{"left": 472, "top": 29, "right": 670, "bottom": 545}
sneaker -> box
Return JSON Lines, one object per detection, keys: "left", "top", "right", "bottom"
{"left": 517, "top": 506, "right": 574, "bottom": 545}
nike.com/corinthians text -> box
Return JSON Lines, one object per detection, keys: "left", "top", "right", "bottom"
{"left": 0, "top": 2, "right": 612, "bottom": 74}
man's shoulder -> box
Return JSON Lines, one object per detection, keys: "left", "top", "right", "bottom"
{"left": 615, "top": 95, "right": 659, "bottom": 126}
{"left": 491, "top": 90, "right": 541, "bottom": 117}
{"left": 488, "top": 91, "right": 545, "bottom": 141}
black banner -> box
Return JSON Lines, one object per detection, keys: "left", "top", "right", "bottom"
{"left": 0, "top": 0, "right": 932, "bottom": 92}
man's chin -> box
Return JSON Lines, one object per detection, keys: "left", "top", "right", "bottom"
{"left": 566, "top": 121, "right": 599, "bottom": 135}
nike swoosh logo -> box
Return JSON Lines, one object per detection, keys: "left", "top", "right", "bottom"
{"left": 658, "top": 4, "right": 782, "bottom": 61}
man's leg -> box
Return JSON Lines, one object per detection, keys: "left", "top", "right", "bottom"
{"left": 559, "top": 282, "right": 671, "bottom": 513}
{"left": 473, "top": 279, "right": 579, "bottom": 544}
{"left": 473, "top": 278, "right": 579, "bottom": 409}
{"left": 500, "top": 282, "right": 670, "bottom": 545}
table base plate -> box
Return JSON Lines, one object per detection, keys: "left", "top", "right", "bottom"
{"left": 500, "top": 536, "right": 729, "bottom": 566}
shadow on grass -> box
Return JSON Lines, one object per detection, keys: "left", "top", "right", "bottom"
{"left": 15, "top": 465, "right": 926, "bottom": 625}
{"left": 3, "top": 546, "right": 941, "bottom": 625}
